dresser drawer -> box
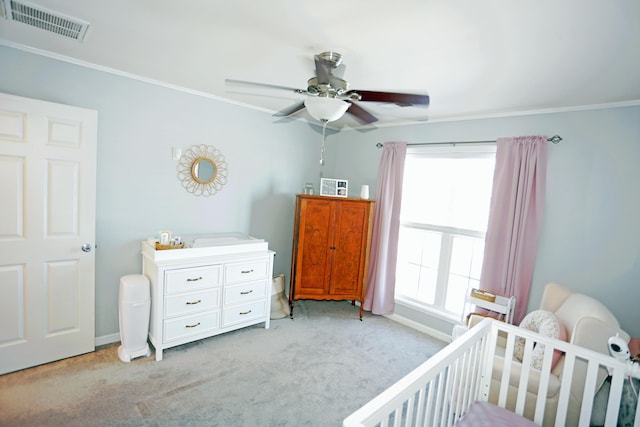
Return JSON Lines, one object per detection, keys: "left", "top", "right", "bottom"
{"left": 164, "top": 311, "right": 219, "bottom": 342}
{"left": 165, "top": 288, "right": 220, "bottom": 318}
{"left": 225, "top": 259, "right": 268, "bottom": 283}
{"left": 223, "top": 280, "right": 268, "bottom": 307}
{"left": 222, "top": 300, "right": 266, "bottom": 327}
{"left": 165, "top": 265, "right": 221, "bottom": 293}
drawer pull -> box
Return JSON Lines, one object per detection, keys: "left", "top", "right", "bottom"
{"left": 185, "top": 322, "right": 201, "bottom": 328}
{"left": 186, "top": 277, "right": 203, "bottom": 282}
{"left": 240, "top": 290, "right": 253, "bottom": 295}
{"left": 239, "top": 310, "right": 252, "bottom": 315}
{"left": 186, "top": 299, "right": 202, "bottom": 305}
{"left": 241, "top": 269, "right": 254, "bottom": 274}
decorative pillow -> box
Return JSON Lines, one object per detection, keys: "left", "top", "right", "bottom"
{"left": 629, "top": 337, "right": 640, "bottom": 362}
{"left": 514, "top": 309, "right": 567, "bottom": 370}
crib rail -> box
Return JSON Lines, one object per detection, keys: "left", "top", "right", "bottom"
{"left": 343, "top": 319, "right": 640, "bottom": 427}
{"left": 343, "top": 320, "right": 493, "bottom": 427}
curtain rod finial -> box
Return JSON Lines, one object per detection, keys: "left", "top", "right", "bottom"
{"left": 548, "top": 135, "right": 562, "bottom": 144}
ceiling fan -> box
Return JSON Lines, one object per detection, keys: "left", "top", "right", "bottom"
{"left": 226, "top": 51, "right": 430, "bottom": 125}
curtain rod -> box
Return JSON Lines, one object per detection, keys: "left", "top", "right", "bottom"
{"left": 375, "top": 135, "right": 562, "bottom": 148}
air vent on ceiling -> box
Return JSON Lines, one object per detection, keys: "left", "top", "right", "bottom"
{"left": 1, "top": 0, "right": 90, "bottom": 42}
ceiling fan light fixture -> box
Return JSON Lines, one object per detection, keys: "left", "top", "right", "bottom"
{"left": 304, "top": 97, "right": 349, "bottom": 122}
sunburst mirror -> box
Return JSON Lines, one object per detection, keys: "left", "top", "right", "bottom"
{"left": 177, "top": 144, "right": 228, "bottom": 196}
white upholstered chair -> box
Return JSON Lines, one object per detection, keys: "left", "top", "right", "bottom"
{"left": 485, "top": 282, "right": 630, "bottom": 427}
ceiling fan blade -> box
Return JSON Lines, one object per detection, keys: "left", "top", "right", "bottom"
{"left": 225, "top": 79, "right": 306, "bottom": 94}
{"left": 274, "top": 100, "right": 306, "bottom": 117}
{"left": 346, "top": 101, "right": 378, "bottom": 124}
{"left": 314, "top": 55, "right": 331, "bottom": 85}
{"left": 353, "top": 90, "right": 430, "bottom": 106}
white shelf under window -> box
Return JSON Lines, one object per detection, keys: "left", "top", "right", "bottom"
{"left": 463, "top": 290, "right": 516, "bottom": 325}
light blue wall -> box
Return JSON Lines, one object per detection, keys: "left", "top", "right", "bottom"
{"left": 2, "top": 44, "right": 638, "bottom": 340}
{"left": 0, "top": 45, "right": 325, "bottom": 339}
{"left": 325, "top": 106, "right": 640, "bottom": 337}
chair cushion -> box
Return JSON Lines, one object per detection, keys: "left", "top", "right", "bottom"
{"left": 514, "top": 309, "right": 566, "bottom": 370}
{"left": 492, "top": 344, "right": 562, "bottom": 398}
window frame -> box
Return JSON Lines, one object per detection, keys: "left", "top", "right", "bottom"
{"left": 394, "top": 142, "right": 496, "bottom": 321}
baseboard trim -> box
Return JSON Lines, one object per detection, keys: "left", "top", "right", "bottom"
{"left": 95, "top": 333, "right": 121, "bottom": 347}
{"left": 385, "top": 313, "right": 452, "bottom": 343}
{"left": 95, "top": 313, "right": 452, "bottom": 348}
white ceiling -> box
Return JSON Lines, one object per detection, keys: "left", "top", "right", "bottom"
{"left": 1, "top": 0, "right": 640, "bottom": 129}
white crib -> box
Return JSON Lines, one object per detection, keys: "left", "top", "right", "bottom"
{"left": 344, "top": 318, "right": 640, "bottom": 427}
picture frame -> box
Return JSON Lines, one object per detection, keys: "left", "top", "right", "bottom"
{"left": 320, "top": 178, "right": 348, "bottom": 197}
{"left": 159, "top": 231, "right": 171, "bottom": 245}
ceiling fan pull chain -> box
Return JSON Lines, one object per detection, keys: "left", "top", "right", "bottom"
{"left": 320, "top": 119, "right": 328, "bottom": 165}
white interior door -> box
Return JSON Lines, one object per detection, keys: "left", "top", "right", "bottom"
{"left": 0, "top": 92, "right": 97, "bottom": 375}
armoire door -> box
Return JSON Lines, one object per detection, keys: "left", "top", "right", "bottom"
{"left": 329, "top": 201, "right": 371, "bottom": 296}
{"left": 0, "top": 92, "right": 97, "bottom": 375}
{"left": 294, "top": 197, "right": 335, "bottom": 296}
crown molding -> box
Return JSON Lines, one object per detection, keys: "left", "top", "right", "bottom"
{"left": 3, "top": 38, "right": 639, "bottom": 132}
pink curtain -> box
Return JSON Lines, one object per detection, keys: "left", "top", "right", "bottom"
{"left": 363, "top": 142, "right": 407, "bottom": 315}
{"left": 479, "top": 136, "right": 547, "bottom": 324}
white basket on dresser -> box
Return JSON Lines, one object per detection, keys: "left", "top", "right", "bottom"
{"left": 141, "top": 233, "right": 275, "bottom": 361}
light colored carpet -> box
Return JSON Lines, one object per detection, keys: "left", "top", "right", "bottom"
{"left": 0, "top": 300, "right": 447, "bottom": 426}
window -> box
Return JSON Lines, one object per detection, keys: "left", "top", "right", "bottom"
{"left": 394, "top": 144, "right": 496, "bottom": 319}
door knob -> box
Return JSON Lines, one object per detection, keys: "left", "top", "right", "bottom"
{"left": 81, "top": 243, "right": 92, "bottom": 253}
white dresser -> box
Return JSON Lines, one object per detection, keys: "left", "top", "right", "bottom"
{"left": 141, "top": 234, "right": 275, "bottom": 361}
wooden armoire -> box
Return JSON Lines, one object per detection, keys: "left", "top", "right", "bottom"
{"left": 289, "top": 194, "right": 375, "bottom": 319}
